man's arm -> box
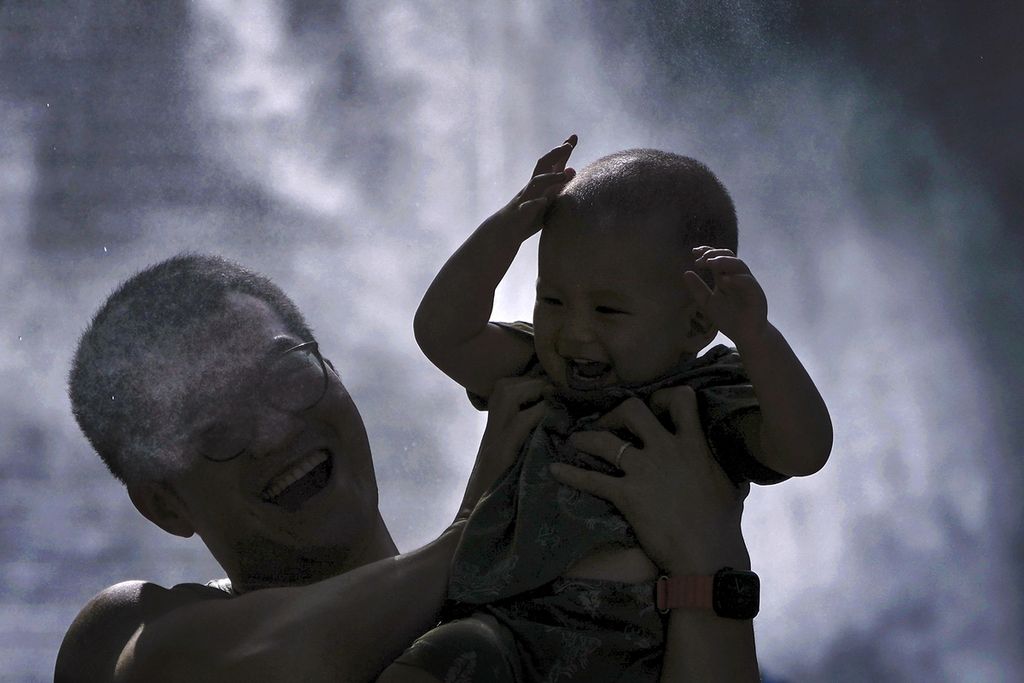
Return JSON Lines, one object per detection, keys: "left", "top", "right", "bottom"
{"left": 55, "top": 379, "right": 549, "bottom": 683}
{"left": 55, "top": 528, "right": 463, "bottom": 683}
{"left": 658, "top": 516, "right": 760, "bottom": 681}
{"left": 655, "top": 536, "right": 761, "bottom": 679}
{"left": 686, "top": 247, "right": 833, "bottom": 477}
{"left": 455, "top": 376, "right": 551, "bottom": 517}
{"left": 413, "top": 136, "right": 576, "bottom": 399}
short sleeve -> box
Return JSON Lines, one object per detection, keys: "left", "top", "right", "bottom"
{"left": 466, "top": 321, "right": 540, "bottom": 411}
{"left": 677, "top": 346, "right": 788, "bottom": 487}
{"left": 698, "top": 382, "right": 790, "bottom": 486}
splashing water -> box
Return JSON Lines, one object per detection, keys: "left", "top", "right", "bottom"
{"left": 1, "top": 1, "right": 1017, "bottom": 680}
{"left": 178, "top": 1, "right": 1019, "bottom": 679}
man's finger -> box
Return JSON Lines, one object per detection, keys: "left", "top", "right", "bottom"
{"left": 549, "top": 463, "right": 620, "bottom": 504}
{"left": 492, "top": 375, "right": 549, "bottom": 392}
{"left": 508, "top": 402, "right": 547, "bottom": 443}
{"left": 570, "top": 431, "right": 642, "bottom": 472}
{"left": 489, "top": 376, "right": 547, "bottom": 414}
{"left": 650, "top": 386, "right": 703, "bottom": 440}
{"left": 570, "top": 430, "right": 618, "bottom": 456}
{"left": 590, "top": 397, "right": 664, "bottom": 444}
{"left": 491, "top": 376, "right": 550, "bottom": 412}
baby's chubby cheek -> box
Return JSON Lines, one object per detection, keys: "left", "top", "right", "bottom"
{"left": 534, "top": 345, "right": 564, "bottom": 382}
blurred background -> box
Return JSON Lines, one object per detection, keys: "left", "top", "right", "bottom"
{"left": 1, "top": 1, "right": 1021, "bottom": 680}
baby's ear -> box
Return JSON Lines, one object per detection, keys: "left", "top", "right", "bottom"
{"left": 685, "top": 308, "right": 718, "bottom": 351}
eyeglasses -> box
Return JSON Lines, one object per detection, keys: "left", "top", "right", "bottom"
{"left": 196, "top": 340, "right": 331, "bottom": 463}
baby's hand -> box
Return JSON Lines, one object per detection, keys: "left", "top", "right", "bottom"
{"left": 684, "top": 247, "right": 769, "bottom": 348}
{"left": 485, "top": 134, "right": 577, "bottom": 242}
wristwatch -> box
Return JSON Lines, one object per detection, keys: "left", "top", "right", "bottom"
{"left": 655, "top": 567, "right": 760, "bottom": 619}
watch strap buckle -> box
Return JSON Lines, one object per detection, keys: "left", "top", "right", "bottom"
{"left": 656, "top": 573, "right": 714, "bottom": 613}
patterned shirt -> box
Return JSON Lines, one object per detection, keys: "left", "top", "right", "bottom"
{"left": 450, "top": 322, "right": 787, "bottom": 605}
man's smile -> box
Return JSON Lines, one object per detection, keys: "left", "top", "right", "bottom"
{"left": 261, "top": 448, "right": 335, "bottom": 510}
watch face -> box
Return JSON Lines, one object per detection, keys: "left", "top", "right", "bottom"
{"left": 713, "top": 568, "right": 760, "bottom": 619}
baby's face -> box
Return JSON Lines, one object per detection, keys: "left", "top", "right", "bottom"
{"left": 535, "top": 212, "right": 705, "bottom": 391}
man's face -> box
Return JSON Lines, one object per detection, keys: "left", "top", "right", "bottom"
{"left": 164, "top": 292, "right": 381, "bottom": 587}
{"left": 534, "top": 212, "right": 706, "bottom": 391}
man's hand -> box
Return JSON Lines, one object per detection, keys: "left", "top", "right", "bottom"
{"left": 490, "top": 134, "right": 577, "bottom": 242}
{"left": 551, "top": 387, "right": 749, "bottom": 576}
{"left": 457, "top": 376, "right": 551, "bottom": 521}
{"left": 684, "top": 246, "right": 769, "bottom": 348}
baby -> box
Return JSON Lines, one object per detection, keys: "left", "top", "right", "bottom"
{"left": 391, "top": 136, "right": 832, "bottom": 681}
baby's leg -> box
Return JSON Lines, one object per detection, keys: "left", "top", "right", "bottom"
{"left": 378, "top": 613, "right": 520, "bottom": 683}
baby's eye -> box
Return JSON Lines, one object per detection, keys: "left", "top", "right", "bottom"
{"left": 595, "top": 305, "right": 628, "bottom": 315}
{"left": 540, "top": 296, "right": 563, "bottom": 306}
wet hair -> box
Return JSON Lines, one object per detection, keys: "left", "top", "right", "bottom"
{"left": 68, "top": 253, "right": 313, "bottom": 485}
{"left": 547, "top": 149, "right": 738, "bottom": 272}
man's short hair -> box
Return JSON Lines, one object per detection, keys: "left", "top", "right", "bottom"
{"left": 548, "top": 148, "right": 738, "bottom": 255}
{"left": 68, "top": 253, "right": 313, "bottom": 485}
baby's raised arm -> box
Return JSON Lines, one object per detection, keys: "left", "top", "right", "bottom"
{"left": 685, "top": 247, "right": 833, "bottom": 477}
{"left": 414, "top": 136, "right": 577, "bottom": 399}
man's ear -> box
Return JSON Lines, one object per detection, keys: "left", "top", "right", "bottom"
{"left": 684, "top": 306, "right": 718, "bottom": 352}
{"left": 127, "top": 481, "right": 196, "bottom": 539}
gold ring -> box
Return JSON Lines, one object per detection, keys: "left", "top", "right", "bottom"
{"left": 615, "top": 442, "right": 631, "bottom": 470}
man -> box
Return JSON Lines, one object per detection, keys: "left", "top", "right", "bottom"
{"left": 56, "top": 254, "right": 759, "bottom": 681}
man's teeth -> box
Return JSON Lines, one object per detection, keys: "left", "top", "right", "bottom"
{"left": 263, "top": 450, "right": 329, "bottom": 501}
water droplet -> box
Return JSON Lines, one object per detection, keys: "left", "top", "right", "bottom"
{"left": 103, "top": 246, "right": 108, "bottom": 253}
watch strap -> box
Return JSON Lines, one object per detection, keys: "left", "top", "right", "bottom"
{"left": 656, "top": 574, "right": 714, "bottom": 612}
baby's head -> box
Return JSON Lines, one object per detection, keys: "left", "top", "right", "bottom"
{"left": 535, "top": 148, "right": 736, "bottom": 391}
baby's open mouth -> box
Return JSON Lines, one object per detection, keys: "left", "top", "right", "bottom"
{"left": 262, "top": 449, "right": 333, "bottom": 511}
{"left": 565, "top": 358, "right": 612, "bottom": 390}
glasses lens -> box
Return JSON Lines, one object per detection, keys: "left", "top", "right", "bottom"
{"left": 197, "top": 421, "right": 251, "bottom": 462}
{"left": 263, "top": 344, "right": 327, "bottom": 412}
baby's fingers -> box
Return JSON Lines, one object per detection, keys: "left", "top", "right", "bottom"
{"left": 516, "top": 197, "right": 548, "bottom": 217}
{"left": 531, "top": 134, "right": 578, "bottom": 177}
{"left": 697, "top": 256, "right": 752, "bottom": 282}
{"left": 714, "top": 272, "right": 760, "bottom": 296}
{"left": 692, "top": 246, "right": 734, "bottom": 258}
{"left": 683, "top": 270, "right": 714, "bottom": 305}
{"left": 521, "top": 170, "right": 573, "bottom": 202}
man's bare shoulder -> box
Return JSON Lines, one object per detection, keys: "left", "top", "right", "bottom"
{"left": 55, "top": 579, "right": 228, "bottom": 682}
